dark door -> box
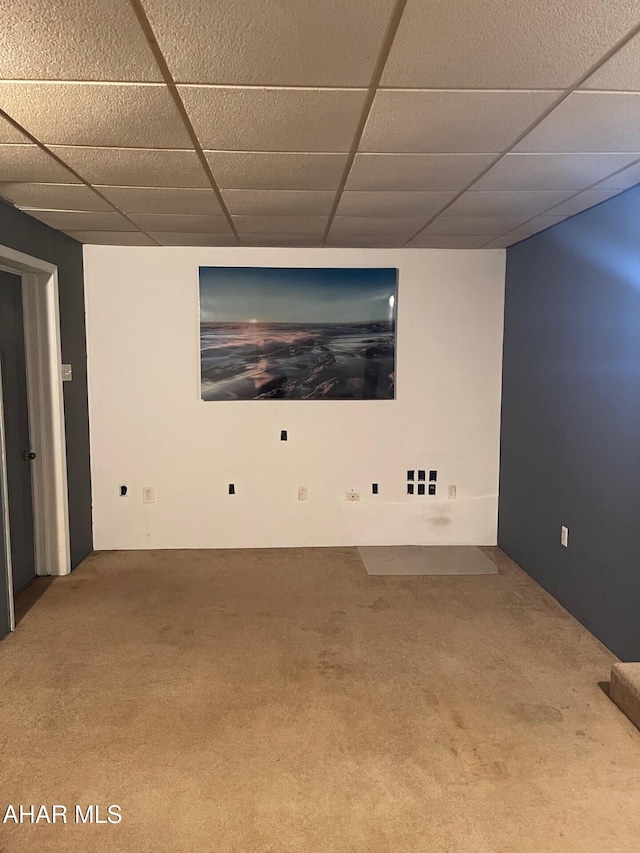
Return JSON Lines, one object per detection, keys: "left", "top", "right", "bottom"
{"left": 0, "top": 270, "right": 36, "bottom": 594}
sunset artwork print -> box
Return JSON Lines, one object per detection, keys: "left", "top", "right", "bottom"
{"left": 199, "top": 267, "right": 397, "bottom": 401}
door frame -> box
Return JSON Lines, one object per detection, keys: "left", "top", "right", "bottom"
{"left": 0, "top": 245, "right": 70, "bottom": 629}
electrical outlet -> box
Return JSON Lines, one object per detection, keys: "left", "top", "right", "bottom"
{"left": 142, "top": 486, "right": 155, "bottom": 504}
{"left": 298, "top": 485, "right": 308, "bottom": 501}
{"left": 447, "top": 485, "right": 457, "bottom": 500}
{"left": 346, "top": 490, "right": 360, "bottom": 501}
{"left": 561, "top": 526, "right": 569, "bottom": 547}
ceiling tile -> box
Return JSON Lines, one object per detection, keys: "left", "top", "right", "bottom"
{"left": 0, "top": 83, "right": 191, "bottom": 148}
{"left": 593, "top": 160, "right": 640, "bottom": 190}
{"left": 23, "top": 210, "right": 135, "bottom": 231}
{"left": 346, "top": 153, "right": 496, "bottom": 191}
{"left": 49, "top": 147, "right": 210, "bottom": 187}
{"left": 515, "top": 92, "right": 640, "bottom": 152}
{"left": 330, "top": 217, "right": 423, "bottom": 238}
{"left": 406, "top": 235, "right": 493, "bottom": 248}
{"left": 473, "top": 152, "right": 640, "bottom": 190}
{"left": 581, "top": 33, "right": 640, "bottom": 91}
{"left": 382, "top": 0, "right": 640, "bottom": 89}
{"left": 128, "top": 213, "right": 231, "bottom": 233}
{"left": 0, "top": 145, "right": 79, "bottom": 183}
{"left": 545, "top": 189, "right": 621, "bottom": 216}
{"left": 143, "top": 0, "right": 395, "bottom": 86}
{"left": 325, "top": 235, "right": 405, "bottom": 248}
{"left": 180, "top": 86, "right": 366, "bottom": 151}
{"left": 337, "top": 191, "right": 456, "bottom": 218}
{"left": 222, "top": 190, "right": 335, "bottom": 216}
{"left": 361, "top": 90, "right": 559, "bottom": 153}
{"left": 147, "top": 232, "right": 237, "bottom": 246}
{"left": 232, "top": 215, "right": 327, "bottom": 236}
{"left": 509, "top": 214, "right": 569, "bottom": 235}
{"left": 423, "top": 216, "right": 530, "bottom": 236}
{"left": 205, "top": 151, "right": 348, "bottom": 190}
{"left": 444, "top": 190, "right": 574, "bottom": 218}
{"left": 65, "top": 231, "right": 157, "bottom": 245}
{"left": 483, "top": 236, "right": 526, "bottom": 248}
{"left": 98, "top": 186, "right": 223, "bottom": 214}
{"left": 240, "top": 234, "right": 323, "bottom": 247}
{"left": 0, "top": 0, "right": 161, "bottom": 81}
{"left": 0, "top": 182, "right": 111, "bottom": 211}
{"left": 0, "top": 116, "right": 29, "bottom": 143}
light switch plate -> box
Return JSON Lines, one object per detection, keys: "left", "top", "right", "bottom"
{"left": 61, "top": 364, "right": 72, "bottom": 381}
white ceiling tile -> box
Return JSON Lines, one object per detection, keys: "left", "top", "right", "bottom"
{"left": 98, "top": 186, "right": 223, "bottom": 214}
{"left": 338, "top": 191, "right": 456, "bottom": 217}
{"left": 128, "top": 213, "right": 231, "bottom": 233}
{"left": 232, "top": 215, "right": 327, "bottom": 236}
{"left": 325, "top": 235, "right": 405, "bottom": 248}
{"left": 444, "top": 190, "right": 574, "bottom": 218}
{"left": 221, "top": 190, "right": 335, "bottom": 216}
{"left": 180, "top": 86, "right": 366, "bottom": 151}
{"left": 346, "top": 153, "right": 496, "bottom": 191}
{"left": 0, "top": 145, "right": 79, "bottom": 183}
{"left": 544, "top": 189, "right": 621, "bottom": 216}
{"left": 406, "top": 235, "right": 493, "bottom": 248}
{"left": 473, "top": 152, "right": 640, "bottom": 190}
{"left": 361, "top": 90, "right": 559, "bottom": 153}
{"left": 0, "top": 116, "right": 29, "bottom": 143}
{"left": 581, "top": 33, "right": 640, "bottom": 91}
{"left": 515, "top": 92, "right": 640, "bottom": 152}
{"left": 24, "top": 210, "right": 135, "bottom": 231}
{"left": 49, "top": 147, "right": 210, "bottom": 188}
{"left": 0, "top": 0, "right": 161, "bottom": 81}
{"left": 65, "top": 231, "right": 157, "bottom": 245}
{"left": 0, "top": 83, "right": 191, "bottom": 149}
{"left": 240, "top": 234, "right": 323, "bottom": 247}
{"left": 382, "top": 0, "right": 640, "bottom": 88}
{"left": 205, "top": 151, "right": 348, "bottom": 190}
{"left": 143, "top": 0, "right": 395, "bottom": 86}
{"left": 593, "top": 160, "right": 640, "bottom": 190}
{"left": 509, "top": 215, "right": 569, "bottom": 235}
{"left": 0, "top": 182, "right": 111, "bottom": 211}
{"left": 483, "top": 236, "right": 526, "bottom": 248}
{"left": 330, "top": 217, "right": 423, "bottom": 238}
{"left": 423, "top": 216, "right": 530, "bottom": 236}
{"left": 148, "top": 232, "right": 237, "bottom": 246}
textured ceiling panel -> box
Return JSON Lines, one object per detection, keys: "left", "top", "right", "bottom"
{"left": 330, "top": 217, "right": 423, "bottom": 238}
{"left": 0, "top": 182, "right": 111, "bottom": 211}
{"left": 472, "top": 152, "right": 640, "bottom": 190}
{"left": 50, "top": 147, "right": 210, "bottom": 188}
{"left": 346, "top": 153, "right": 497, "bottom": 191}
{"left": 180, "top": 87, "right": 366, "bottom": 151}
{"left": 0, "top": 83, "right": 191, "bottom": 149}
{"left": 0, "top": 116, "right": 30, "bottom": 143}
{"left": 508, "top": 214, "right": 569, "bottom": 235}
{"left": 483, "top": 235, "right": 525, "bottom": 248}
{"left": 148, "top": 232, "right": 236, "bottom": 246}
{"left": 382, "top": 0, "right": 640, "bottom": 88}
{"left": 240, "top": 234, "right": 323, "bottom": 247}
{"left": 406, "top": 235, "right": 493, "bottom": 248}
{"left": 204, "top": 151, "right": 348, "bottom": 190}
{"left": 325, "top": 235, "right": 404, "bottom": 248}
{"left": 361, "top": 90, "right": 559, "bottom": 153}
{"left": 142, "top": 0, "right": 395, "bottom": 86}
{"left": 444, "top": 190, "right": 574, "bottom": 218}
{"left": 98, "top": 186, "right": 223, "bottom": 214}
{"left": 0, "top": 145, "right": 79, "bottom": 183}
{"left": 593, "top": 160, "right": 640, "bottom": 189}
{"left": 546, "top": 189, "right": 621, "bottom": 216}
{"left": 128, "top": 213, "right": 231, "bottom": 233}
{"left": 0, "top": 0, "right": 161, "bottom": 81}
{"left": 221, "top": 190, "right": 335, "bottom": 216}
{"left": 515, "top": 92, "right": 640, "bottom": 152}
{"left": 338, "top": 191, "right": 457, "bottom": 217}
{"left": 232, "top": 215, "right": 328, "bottom": 236}
{"left": 581, "top": 33, "right": 640, "bottom": 90}
{"left": 423, "top": 216, "right": 530, "bottom": 236}
{"left": 24, "top": 209, "right": 135, "bottom": 231}
{"left": 65, "top": 231, "right": 157, "bottom": 245}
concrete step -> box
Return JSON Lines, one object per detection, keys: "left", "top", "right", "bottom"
{"left": 610, "top": 663, "right": 640, "bottom": 730}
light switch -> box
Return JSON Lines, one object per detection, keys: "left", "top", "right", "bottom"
{"left": 61, "top": 364, "right": 72, "bottom": 381}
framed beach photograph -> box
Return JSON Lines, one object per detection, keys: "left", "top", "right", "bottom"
{"left": 199, "top": 267, "right": 398, "bottom": 401}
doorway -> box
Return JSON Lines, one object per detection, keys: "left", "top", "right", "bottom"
{"left": 0, "top": 245, "right": 70, "bottom": 636}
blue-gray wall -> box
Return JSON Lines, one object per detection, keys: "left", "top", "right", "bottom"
{"left": 499, "top": 184, "right": 640, "bottom": 661}
{"left": 0, "top": 199, "right": 92, "bottom": 569}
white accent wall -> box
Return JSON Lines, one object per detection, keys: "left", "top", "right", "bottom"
{"left": 83, "top": 247, "right": 505, "bottom": 550}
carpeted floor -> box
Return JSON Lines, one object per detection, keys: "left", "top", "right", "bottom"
{"left": 0, "top": 547, "right": 639, "bottom": 853}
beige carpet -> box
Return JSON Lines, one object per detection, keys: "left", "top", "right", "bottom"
{"left": 0, "top": 547, "right": 639, "bottom": 853}
{"left": 358, "top": 545, "right": 498, "bottom": 575}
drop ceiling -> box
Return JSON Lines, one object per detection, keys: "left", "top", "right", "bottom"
{"left": 1, "top": 0, "right": 640, "bottom": 248}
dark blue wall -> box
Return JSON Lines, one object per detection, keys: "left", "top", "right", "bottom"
{"left": 499, "top": 184, "right": 640, "bottom": 661}
{"left": 0, "top": 199, "right": 92, "bottom": 568}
